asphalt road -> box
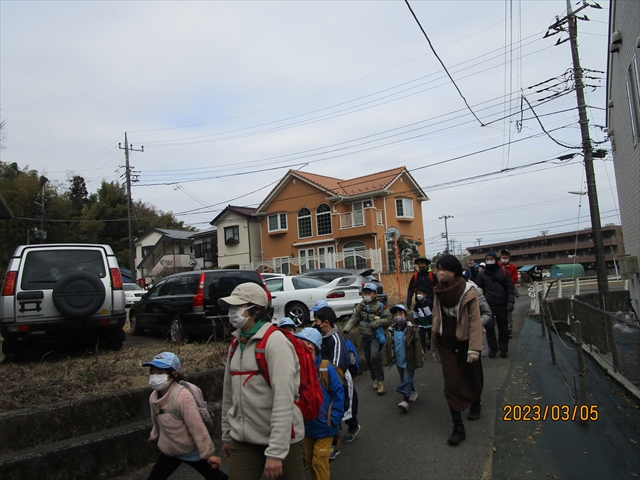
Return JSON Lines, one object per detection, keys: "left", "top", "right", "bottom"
{"left": 116, "top": 295, "right": 640, "bottom": 479}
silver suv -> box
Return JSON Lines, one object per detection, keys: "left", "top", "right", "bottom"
{"left": 0, "top": 244, "right": 127, "bottom": 355}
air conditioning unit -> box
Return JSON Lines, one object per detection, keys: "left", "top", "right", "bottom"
{"left": 619, "top": 255, "right": 639, "bottom": 278}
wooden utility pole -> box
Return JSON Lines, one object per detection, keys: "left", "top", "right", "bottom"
{"left": 439, "top": 215, "right": 453, "bottom": 254}
{"left": 119, "top": 133, "right": 143, "bottom": 283}
{"left": 562, "top": 0, "right": 609, "bottom": 307}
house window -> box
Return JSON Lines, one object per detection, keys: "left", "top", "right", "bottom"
{"left": 343, "top": 241, "right": 366, "bottom": 270}
{"left": 318, "top": 246, "right": 335, "bottom": 269}
{"left": 316, "top": 204, "right": 332, "bottom": 236}
{"left": 224, "top": 226, "right": 240, "bottom": 245}
{"left": 299, "top": 248, "right": 314, "bottom": 273}
{"left": 194, "top": 243, "right": 202, "bottom": 258}
{"left": 627, "top": 58, "right": 640, "bottom": 147}
{"left": 396, "top": 198, "right": 414, "bottom": 218}
{"left": 298, "top": 207, "right": 312, "bottom": 239}
{"left": 268, "top": 213, "right": 287, "bottom": 232}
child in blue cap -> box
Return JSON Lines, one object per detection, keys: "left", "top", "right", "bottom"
{"left": 295, "top": 328, "right": 344, "bottom": 480}
{"left": 144, "top": 352, "right": 226, "bottom": 480}
{"left": 383, "top": 305, "right": 424, "bottom": 413}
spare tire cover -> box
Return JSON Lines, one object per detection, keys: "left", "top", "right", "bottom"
{"left": 53, "top": 271, "right": 106, "bottom": 319}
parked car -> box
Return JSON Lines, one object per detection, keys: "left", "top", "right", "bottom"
{"left": 128, "top": 269, "right": 272, "bottom": 342}
{"left": 261, "top": 273, "right": 287, "bottom": 280}
{"left": 0, "top": 244, "right": 127, "bottom": 354}
{"left": 124, "top": 283, "right": 145, "bottom": 306}
{"left": 264, "top": 275, "right": 362, "bottom": 327}
{"left": 301, "top": 268, "right": 388, "bottom": 304}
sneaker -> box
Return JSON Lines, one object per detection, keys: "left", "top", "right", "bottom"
{"left": 342, "top": 424, "right": 361, "bottom": 443}
{"left": 329, "top": 446, "right": 340, "bottom": 460}
{"left": 409, "top": 390, "right": 419, "bottom": 402}
{"left": 500, "top": 351, "right": 508, "bottom": 358}
{"left": 377, "top": 381, "right": 386, "bottom": 395}
{"left": 372, "top": 379, "right": 379, "bottom": 390}
{"left": 447, "top": 425, "right": 466, "bottom": 446}
{"left": 488, "top": 349, "right": 498, "bottom": 358}
{"left": 398, "top": 400, "right": 409, "bottom": 412}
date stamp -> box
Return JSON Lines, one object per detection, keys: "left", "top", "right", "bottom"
{"left": 503, "top": 404, "right": 599, "bottom": 421}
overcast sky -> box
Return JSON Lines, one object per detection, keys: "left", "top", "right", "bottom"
{"left": 0, "top": 1, "right": 617, "bottom": 256}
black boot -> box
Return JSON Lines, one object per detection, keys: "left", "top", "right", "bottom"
{"left": 468, "top": 404, "right": 481, "bottom": 421}
{"left": 447, "top": 424, "right": 466, "bottom": 446}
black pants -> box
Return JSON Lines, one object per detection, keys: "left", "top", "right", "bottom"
{"left": 449, "top": 399, "right": 480, "bottom": 426}
{"left": 345, "top": 388, "right": 359, "bottom": 431}
{"left": 362, "top": 335, "right": 384, "bottom": 381}
{"left": 147, "top": 453, "right": 228, "bottom": 480}
{"left": 485, "top": 307, "right": 509, "bottom": 353}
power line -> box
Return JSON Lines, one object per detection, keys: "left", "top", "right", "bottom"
{"left": 403, "top": 0, "right": 485, "bottom": 126}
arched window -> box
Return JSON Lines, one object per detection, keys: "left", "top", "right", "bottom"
{"left": 297, "top": 207, "right": 312, "bottom": 238}
{"left": 343, "top": 241, "right": 366, "bottom": 269}
{"left": 316, "top": 203, "right": 332, "bottom": 236}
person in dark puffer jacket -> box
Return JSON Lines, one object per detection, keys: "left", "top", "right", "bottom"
{"left": 474, "top": 251, "right": 515, "bottom": 358}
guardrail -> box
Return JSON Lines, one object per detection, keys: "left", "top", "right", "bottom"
{"left": 528, "top": 276, "right": 628, "bottom": 314}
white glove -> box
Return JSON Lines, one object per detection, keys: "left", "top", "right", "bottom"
{"left": 433, "top": 350, "right": 440, "bottom": 363}
{"left": 467, "top": 351, "right": 480, "bottom": 363}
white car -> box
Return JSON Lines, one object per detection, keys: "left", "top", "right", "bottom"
{"left": 123, "top": 283, "right": 145, "bottom": 306}
{"left": 264, "top": 276, "right": 362, "bottom": 326}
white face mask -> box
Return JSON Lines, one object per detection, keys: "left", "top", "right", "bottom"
{"left": 416, "top": 294, "right": 425, "bottom": 301}
{"left": 228, "top": 305, "right": 250, "bottom": 329}
{"left": 149, "top": 374, "right": 172, "bottom": 391}
{"left": 362, "top": 295, "right": 374, "bottom": 303}
{"left": 501, "top": 258, "right": 509, "bottom": 264}
{"left": 485, "top": 259, "right": 496, "bottom": 265}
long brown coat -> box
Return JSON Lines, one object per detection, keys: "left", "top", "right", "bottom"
{"left": 431, "top": 283, "right": 483, "bottom": 353}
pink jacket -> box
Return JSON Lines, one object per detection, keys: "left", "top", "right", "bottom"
{"left": 149, "top": 382, "right": 215, "bottom": 459}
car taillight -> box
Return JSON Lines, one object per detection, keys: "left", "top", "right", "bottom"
{"left": 110, "top": 268, "right": 123, "bottom": 290}
{"left": 2, "top": 271, "right": 17, "bottom": 296}
{"left": 326, "top": 291, "right": 345, "bottom": 299}
{"left": 259, "top": 273, "right": 272, "bottom": 303}
{"left": 193, "top": 272, "right": 206, "bottom": 310}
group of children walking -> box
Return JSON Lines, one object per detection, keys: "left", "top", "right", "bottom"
{"left": 142, "top": 254, "right": 489, "bottom": 479}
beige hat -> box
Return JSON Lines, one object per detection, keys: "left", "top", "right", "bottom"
{"left": 218, "top": 282, "right": 268, "bottom": 307}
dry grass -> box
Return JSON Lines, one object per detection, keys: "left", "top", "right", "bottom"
{"left": 0, "top": 339, "right": 230, "bottom": 414}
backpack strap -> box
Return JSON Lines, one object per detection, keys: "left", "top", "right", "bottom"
{"left": 319, "top": 359, "right": 344, "bottom": 426}
{"left": 154, "top": 383, "right": 185, "bottom": 421}
{"left": 229, "top": 325, "right": 276, "bottom": 387}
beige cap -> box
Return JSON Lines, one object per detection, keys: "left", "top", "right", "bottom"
{"left": 218, "top": 282, "right": 268, "bottom": 307}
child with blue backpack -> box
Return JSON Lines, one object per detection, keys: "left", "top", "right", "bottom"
{"left": 295, "top": 328, "right": 345, "bottom": 480}
{"left": 312, "top": 302, "right": 360, "bottom": 461}
{"left": 383, "top": 305, "right": 424, "bottom": 413}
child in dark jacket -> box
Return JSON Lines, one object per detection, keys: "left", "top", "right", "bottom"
{"left": 412, "top": 286, "right": 433, "bottom": 352}
{"left": 295, "top": 328, "right": 345, "bottom": 480}
{"left": 383, "top": 305, "right": 424, "bottom": 413}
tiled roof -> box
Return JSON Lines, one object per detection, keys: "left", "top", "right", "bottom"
{"left": 155, "top": 228, "right": 195, "bottom": 240}
{"left": 293, "top": 166, "right": 405, "bottom": 196}
{"left": 227, "top": 205, "right": 257, "bottom": 216}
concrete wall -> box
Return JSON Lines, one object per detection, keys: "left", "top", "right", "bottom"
{"left": 0, "top": 369, "right": 226, "bottom": 480}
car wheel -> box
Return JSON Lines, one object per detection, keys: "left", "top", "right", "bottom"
{"left": 52, "top": 271, "right": 106, "bottom": 319}
{"left": 286, "top": 302, "right": 309, "bottom": 327}
{"left": 129, "top": 312, "right": 141, "bottom": 336}
{"left": 1, "top": 339, "right": 24, "bottom": 356}
{"left": 104, "top": 330, "right": 124, "bottom": 351}
{"left": 170, "top": 315, "right": 188, "bottom": 343}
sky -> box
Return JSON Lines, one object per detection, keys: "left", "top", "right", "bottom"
{"left": 0, "top": 0, "right": 618, "bottom": 257}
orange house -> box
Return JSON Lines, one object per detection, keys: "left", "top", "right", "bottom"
{"left": 254, "top": 166, "right": 429, "bottom": 274}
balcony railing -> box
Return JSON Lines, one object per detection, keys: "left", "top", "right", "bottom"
{"left": 339, "top": 209, "right": 384, "bottom": 229}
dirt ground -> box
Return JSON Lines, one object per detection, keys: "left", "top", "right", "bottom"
{"left": 0, "top": 314, "right": 229, "bottom": 413}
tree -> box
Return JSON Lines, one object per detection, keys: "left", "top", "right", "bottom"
{"left": 68, "top": 175, "right": 88, "bottom": 212}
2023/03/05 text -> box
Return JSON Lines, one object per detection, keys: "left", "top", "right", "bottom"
{"left": 502, "top": 404, "right": 599, "bottom": 422}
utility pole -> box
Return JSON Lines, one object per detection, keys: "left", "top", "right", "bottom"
{"left": 476, "top": 238, "right": 483, "bottom": 247}
{"left": 33, "top": 184, "right": 47, "bottom": 244}
{"left": 119, "top": 133, "right": 143, "bottom": 283}
{"left": 553, "top": 0, "right": 609, "bottom": 305}
{"left": 439, "top": 215, "right": 453, "bottom": 254}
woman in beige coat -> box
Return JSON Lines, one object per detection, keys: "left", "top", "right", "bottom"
{"left": 431, "top": 255, "right": 484, "bottom": 446}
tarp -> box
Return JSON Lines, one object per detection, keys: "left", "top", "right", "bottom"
{"left": 549, "top": 263, "right": 585, "bottom": 278}
{"left": 518, "top": 264, "right": 537, "bottom": 272}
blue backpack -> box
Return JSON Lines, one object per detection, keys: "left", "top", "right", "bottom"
{"left": 343, "top": 339, "right": 360, "bottom": 376}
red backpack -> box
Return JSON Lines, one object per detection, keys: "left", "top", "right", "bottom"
{"left": 229, "top": 325, "right": 323, "bottom": 423}
{"left": 412, "top": 271, "right": 435, "bottom": 285}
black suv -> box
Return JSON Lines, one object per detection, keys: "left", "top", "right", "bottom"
{"left": 301, "top": 268, "right": 388, "bottom": 304}
{"left": 129, "top": 269, "right": 271, "bottom": 342}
